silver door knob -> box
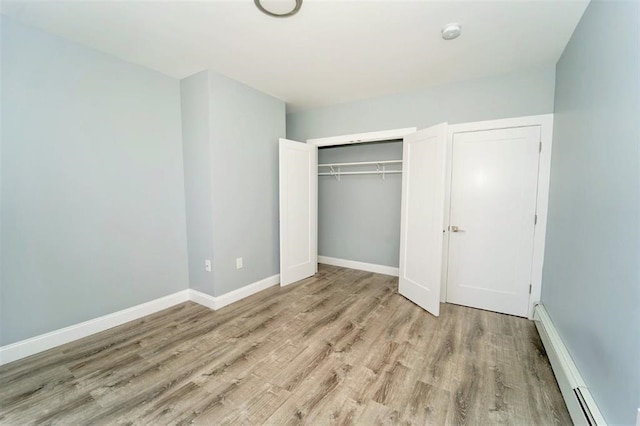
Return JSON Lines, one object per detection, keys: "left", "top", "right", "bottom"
{"left": 451, "top": 225, "right": 464, "bottom": 232}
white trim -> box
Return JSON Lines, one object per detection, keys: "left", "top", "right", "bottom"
{"left": 188, "top": 288, "right": 218, "bottom": 310}
{"left": 529, "top": 115, "right": 553, "bottom": 319}
{"left": 210, "top": 274, "right": 280, "bottom": 310}
{"left": 318, "top": 256, "right": 399, "bottom": 277}
{"left": 446, "top": 114, "right": 553, "bottom": 134}
{"left": 307, "top": 127, "right": 417, "bottom": 147}
{"left": 441, "top": 114, "right": 553, "bottom": 318}
{"left": 0, "top": 274, "right": 281, "bottom": 366}
{"left": 534, "top": 304, "right": 607, "bottom": 425}
{"left": 0, "top": 290, "right": 190, "bottom": 366}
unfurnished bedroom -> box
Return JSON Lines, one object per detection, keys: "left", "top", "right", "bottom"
{"left": 0, "top": 0, "right": 638, "bottom": 425}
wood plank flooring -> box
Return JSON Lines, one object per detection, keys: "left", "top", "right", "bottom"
{"left": 0, "top": 264, "right": 571, "bottom": 425}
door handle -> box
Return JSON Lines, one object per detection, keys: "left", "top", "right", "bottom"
{"left": 450, "top": 225, "right": 464, "bottom": 232}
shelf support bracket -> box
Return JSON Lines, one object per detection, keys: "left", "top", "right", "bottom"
{"left": 329, "top": 165, "right": 340, "bottom": 181}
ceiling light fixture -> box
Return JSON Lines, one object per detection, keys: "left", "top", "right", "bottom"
{"left": 441, "top": 23, "right": 462, "bottom": 40}
{"left": 254, "top": 0, "right": 303, "bottom": 18}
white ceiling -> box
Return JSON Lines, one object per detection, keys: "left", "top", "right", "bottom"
{"left": 1, "top": 0, "right": 589, "bottom": 112}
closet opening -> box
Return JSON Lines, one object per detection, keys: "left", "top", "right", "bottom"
{"left": 317, "top": 140, "right": 403, "bottom": 276}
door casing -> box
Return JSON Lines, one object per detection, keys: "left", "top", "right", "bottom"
{"left": 441, "top": 114, "right": 554, "bottom": 319}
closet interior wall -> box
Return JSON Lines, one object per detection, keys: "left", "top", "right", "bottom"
{"left": 318, "top": 140, "right": 403, "bottom": 268}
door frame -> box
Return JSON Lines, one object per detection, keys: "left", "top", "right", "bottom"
{"left": 304, "top": 127, "right": 416, "bottom": 276}
{"left": 307, "top": 127, "right": 417, "bottom": 147}
{"left": 441, "top": 114, "right": 554, "bottom": 319}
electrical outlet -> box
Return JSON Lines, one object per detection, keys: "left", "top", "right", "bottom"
{"left": 205, "top": 259, "right": 211, "bottom": 272}
{"left": 236, "top": 257, "right": 243, "bottom": 269}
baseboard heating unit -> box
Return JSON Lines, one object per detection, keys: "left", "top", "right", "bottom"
{"left": 533, "top": 303, "right": 607, "bottom": 426}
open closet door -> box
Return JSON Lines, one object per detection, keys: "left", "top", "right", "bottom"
{"left": 279, "top": 138, "right": 318, "bottom": 286}
{"left": 398, "top": 123, "right": 447, "bottom": 316}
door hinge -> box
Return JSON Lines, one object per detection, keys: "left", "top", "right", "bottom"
{"left": 539, "top": 141, "right": 542, "bottom": 152}
{"left": 529, "top": 284, "right": 532, "bottom": 294}
{"left": 534, "top": 214, "right": 538, "bottom": 225}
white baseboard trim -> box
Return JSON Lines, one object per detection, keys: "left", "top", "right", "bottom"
{"left": 318, "top": 256, "right": 399, "bottom": 277}
{"left": 188, "top": 288, "right": 217, "bottom": 310}
{"left": 188, "top": 274, "right": 280, "bottom": 310}
{"left": 0, "top": 273, "right": 281, "bottom": 367}
{"left": 534, "top": 303, "right": 607, "bottom": 425}
{"left": 212, "top": 274, "right": 280, "bottom": 310}
{"left": 0, "top": 290, "right": 190, "bottom": 366}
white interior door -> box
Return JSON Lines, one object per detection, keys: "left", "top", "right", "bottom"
{"left": 279, "top": 138, "right": 318, "bottom": 286}
{"left": 446, "top": 126, "right": 541, "bottom": 317}
{"left": 398, "top": 123, "right": 447, "bottom": 316}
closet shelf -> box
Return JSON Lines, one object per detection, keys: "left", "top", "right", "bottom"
{"left": 318, "top": 170, "right": 402, "bottom": 176}
{"left": 318, "top": 160, "right": 402, "bottom": 167}
{"left": 318, "top": 160, "right": 402, "bottom": 181}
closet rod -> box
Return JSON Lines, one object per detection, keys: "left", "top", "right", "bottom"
{"left": 318, "top": 160, "right": 402, "bottom": 167}
{"left": 318, "top": 170, "right": 402, "bottom": 176}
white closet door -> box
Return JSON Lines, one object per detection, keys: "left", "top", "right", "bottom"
{"left": 279, "top": 138, "right": 318, "bottom": 286}
{"left": 398, "top": 123, "right": 447, "bottom": 316}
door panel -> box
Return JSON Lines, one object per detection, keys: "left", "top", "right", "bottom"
{"left": 279, "top": 138, "right": 317, "bottom": 286}
{"left": 446, "top": 126, "right": 540, "bottom": 316}
{"left": 398, "top": 123, "right": 447, "bottom": 316}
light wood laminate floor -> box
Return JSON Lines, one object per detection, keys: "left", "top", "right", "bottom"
{"left": 0, "top": 265, "right": 571, "bottom": 425}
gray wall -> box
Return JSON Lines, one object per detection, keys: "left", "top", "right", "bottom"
{"left": 541, "top": 1, "right": 640, "bottom": 424}
{"left": 209, "top": 72, "right": 286, "bottom": 296}
{"left": 287, "top": 66, "right": 556, "bottom": 141}
{"left": 318, "top": 142, "right": 402, "bottom": 267}
{"left": 180, "top": 70, "right": 285, "bottom": 297}
{"left": 1, "top": 17, "right": 189, "bottom": 345}
{"left": 288, "top": 67, "right": 556, "bottom": 266}
{"left": 180, "top": 71, "right": 215, "bottom": 295}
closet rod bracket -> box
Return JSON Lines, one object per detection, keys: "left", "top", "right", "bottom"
{"left": 329, "top": 165, "right": 341, "bottom": 181}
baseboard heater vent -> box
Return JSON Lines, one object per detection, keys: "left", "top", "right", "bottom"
{"left": 534, "top": 303, "right": 607, "bottom": 426}
{"left": 575, "top": 386, "right": 599, "bottom": 425}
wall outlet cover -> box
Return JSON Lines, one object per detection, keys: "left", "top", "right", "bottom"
{"left": 236, "top": 257, "right": 243, "bottom": 269}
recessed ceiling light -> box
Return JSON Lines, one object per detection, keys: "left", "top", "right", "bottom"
{"left": 441, "top": 23, "right": 462, "bottom": 40}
